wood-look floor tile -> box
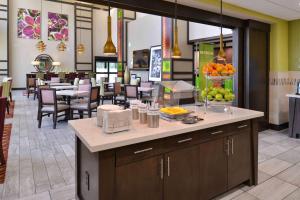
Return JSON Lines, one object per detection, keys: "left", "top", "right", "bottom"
{"left": 248, "top": 177, "right": 297, "bottom": 200}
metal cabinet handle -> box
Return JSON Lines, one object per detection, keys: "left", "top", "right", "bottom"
{"left": 231, "top": 138, "right": 234, "bottom": 155}
{"left": 210, "top": 130, "right": 223, "bottom": 135}
{"left": 238, "top": 125, "right": 248, "bottom": 129}
{"left": 134, "top": 148, "right": 153, "bottom": 154}
{"left": 177, "top": 138, "right": 193, "bottom": 144}
{"left": 225, "top": 140, "right": 230, "bottom": 156}
{"left": 167, "top": 157, "right": 170, "bottom": 177}
{"left": 160, "top": 158, "right": 164, "bottom": 180}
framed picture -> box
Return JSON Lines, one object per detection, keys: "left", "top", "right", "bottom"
{"left": 131, "top": 74, "right": 136, "bottom": 80}
{"left": 149, "top": 45, "right": 162, "bottom": 82}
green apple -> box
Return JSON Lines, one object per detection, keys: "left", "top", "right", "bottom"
{"left": 207, "top": 95, "right": 213, "bottom": 101}
{"left": 201, "top": 90, "right": 207, "bottom": 98}
{"left": 215, "top": 94, "right": 223, "bottom": 101}
{"left": 209, "top": 90, "right": 217, "bottom": 97}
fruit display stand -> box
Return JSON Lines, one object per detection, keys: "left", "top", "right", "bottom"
{"left": 201, "top": 61, "right": 236, "bottom": 112}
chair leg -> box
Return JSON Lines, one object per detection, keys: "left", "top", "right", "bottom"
{"left": 88, "top": 110, "right": 92, "bottom": 118}
{"left": 34, "top": 92, "right": 36, "bottom": 100}
{"left": 27, "top": 89, "right": 29, "bottom": 98}
{"left": 101, "top": 97, "right": 104, "bottom": 105}
{"left": 6, "top": 101, "right": 9, "bottom": 115}
{"left": 10, "top": 92, "right": 12, "bottom": 102}
{"left": 79, "top": 111, "right": 83, "bottom": 119}
{"left": 53, "top": 113, "right": 57, "bottom": 129}
{"left": 70, "top": 109, "right": 73, "bottom": 120}
{"left": 38, "top": 112, "right": 42, "bottom": 128}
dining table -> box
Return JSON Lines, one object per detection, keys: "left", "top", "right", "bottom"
{"left": 51, "top": 85, "right": 78, "bottom": 90}
{"left": 56, "top": 90, "right": 89, "bottom": 105}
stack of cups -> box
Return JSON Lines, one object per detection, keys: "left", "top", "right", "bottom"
{"left": 147, "top": 105, "right": 160, "bottom": 128}
{"left": 139, "top": 103, "right": 148, "bottom": 124}
{"left": 130, "top": 100, "right": 141, "bottom": 120}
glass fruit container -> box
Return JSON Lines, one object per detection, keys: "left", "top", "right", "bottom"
{"left": 201, "top": 58, "right": 236, "bottom": 112}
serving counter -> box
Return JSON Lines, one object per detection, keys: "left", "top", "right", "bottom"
{"left": 69, "top": 107, "right": 263, "bottom": 200}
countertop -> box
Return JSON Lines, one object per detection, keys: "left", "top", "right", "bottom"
{"left": 287, "top": 94, "right": 300, "bottom": 99}
{"left": 69, "top": 107, "right": 264, "bottom": 153}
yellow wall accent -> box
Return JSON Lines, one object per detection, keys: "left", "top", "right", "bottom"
{"left": 197, "top": 0, "right": 289, "bottom": 72}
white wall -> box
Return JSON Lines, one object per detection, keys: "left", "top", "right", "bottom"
{"left": 93, "top": 8, "right": 118, "bottom": 58}
{"left": 127, "top": 14, "right": 161, "bottom": 81}
{"left": 10, "top": 0, "right": 75, "bottom": 88}
{"left": 189, "top": 22, "right": 232, "bottom": 41}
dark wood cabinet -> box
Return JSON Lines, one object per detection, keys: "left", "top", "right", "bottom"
{"left": 164, "top": 145, "right": 200, "bottom": 200}
{"left": 76, "top": 120, "right": 258, "bottom": 200}
{"left": 228, "top": 127, "right": 251, "bottom": 189}
{"left": 115, "top": 155, "right": 164, "bottom": 200}
{"left": 199, "top": 138, "right": 228, "bottom": 200}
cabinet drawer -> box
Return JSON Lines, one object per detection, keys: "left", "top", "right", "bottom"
{"left": 197, "top": 125, "right": 229, "bottom": 141}
{"left": 163, "top": 132, "right": 202, "bottom": 152}
{"left": 229, "top": 120, "right": 251, "bottom": 133}
{"left": 116, "top": 140, "right": 163, "bottom": 166}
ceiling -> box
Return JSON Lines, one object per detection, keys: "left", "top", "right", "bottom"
{"left": 223, "top": 0, "right": 300, "bottom": 20}
{"left": 172, "top": 0, "right": 300, "bottom": 21}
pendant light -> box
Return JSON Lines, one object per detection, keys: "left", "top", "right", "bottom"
{"left": 217, "top": 0, "right": 226, "bottom": 60}
{"left": 103, "top": 0, "right": 116, "bottom": 56}
{"left": 36, "top": 0, "right": 46, "bottom": 52}
{"left": 172, "top": 0, "right": 181, "bottom": 59}
{"left": 57, "top": 0, "right": 67, "bottom": 52}
{"left": 77, "top": 9, "right": 85, "bottom": 54}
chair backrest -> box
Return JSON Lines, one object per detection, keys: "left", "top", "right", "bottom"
{"left": 0, "top": 97, "right": 6, "bottom": 140}
{"left": 78, "top": 84, "right": 91, "bottom": 92}
{"left": 7, "top": 78, "right": 12, "bottom": 92}
{"left": 140, "top": 82, "right": 152, "bottom": 88}
{"left": 90, "top": 86, "right": 100, "bottom": 104}
{"left": 114, "top": 82, "right": 122, "bottom": 95}
{"left": 51, "top": 77, "right": 60, "bottom": 83}
{"left": 125, "top": 85, "right": 138, "bottom": 99}
{"left": 74, "top": 78, "right": 79, "bottom": 86}
{"left": 27, "top": 77, "right": 36, "bottom": 88}
{"left": 1, "top": 81, "right": 10, "bottom": 99}
{"left": 91, "top": 78, "right": 96, "bottom": 87}
{"left": 39, "top": 88, "right": 56, "bottom": 105}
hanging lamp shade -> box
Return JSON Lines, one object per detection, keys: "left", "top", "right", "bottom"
{"left": 104, "top": 13, "right": 116, "bottom": 56}
{"left": 36, "top": 40, "right": 47, "bottom": 52}
{"left": 172, "top": 24, "right": 181, "bottom": 59}
{"left": 57, "top": 41, "right": 67, "bottom": 52}
{"left": 217, "top": 34, "right": 226, "bottom": 60}
{"left": 172, "top": 0, "right": 181, "bottom": 59}
{"left": 77, "top": 44, "right": 85, "bottom": 54}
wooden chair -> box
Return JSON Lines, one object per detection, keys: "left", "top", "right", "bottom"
{"left": 100, "top": 79, "right": 114, "bottom": 104}
{"left": 6, "top": 78, "right": 13, "bottom": 102}
{"left": 70, "top": 86, "right": 100, "bottom": 119}
{"left": 38, "top": 88, "right": 70, "bottom": 129}
{"left": 113, "top": 82, "right": 125, "bottom": 105}
{"left": 26, "top": 75, "right": 36, "bottom": 99}
{"left": 2, "top": 81, "right": 11, "bottom": 114}
{"left": 140, "top": 82, "right": 153, "bottom": 103}
{"left": 125, "top": 85, "right": 139, "bottom": 102}
{"left": 0, "top": 97, "right": 6, "bottom": 165}
{"left": 0, "top": 86, "right": 2, "bottom": 98}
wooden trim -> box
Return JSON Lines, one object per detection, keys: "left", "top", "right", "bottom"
{"left": 77, "top": 19, "right": 92, "bottom": 23}
{"left": 76, "top": 62, "right": 93, "bottom": 65}
{"left": 246, "top": 20, "right": 271, "bottom": 32}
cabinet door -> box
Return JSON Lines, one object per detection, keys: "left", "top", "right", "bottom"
{"left": 164, "top": 145, "right": 200, "bottom": 200}
{"left": 115, "top": 155, "right": 163, "bottom": 200}
{"left": 228, "top": 130, "right": 251, "bottom": 188}
{"left": 199, "top": 138, "right": 228, "bottom": 200}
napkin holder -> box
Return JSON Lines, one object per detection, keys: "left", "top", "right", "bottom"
{"left": 103, "top": 109, "right": 132, "bottom": 134}
{"left": 97, "top": 105, "right": 122, "bottom": 127}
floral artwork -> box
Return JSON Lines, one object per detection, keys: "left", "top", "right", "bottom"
{"left": 48, "top": 12, "right": 68, "bottom": 41}
{"left": 17, "top": 8, "right": 41, "bottom": 39}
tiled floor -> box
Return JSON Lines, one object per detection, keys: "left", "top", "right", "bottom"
{"left": 1, "top": 91, "right": 300, "bottom": 200}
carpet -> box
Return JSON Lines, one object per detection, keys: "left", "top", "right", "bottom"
{"left": 5, "top": 101, "right": 14, "bottom": 119}
{"left": 0, "top": 124, "right": 12, "bottom": 184}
